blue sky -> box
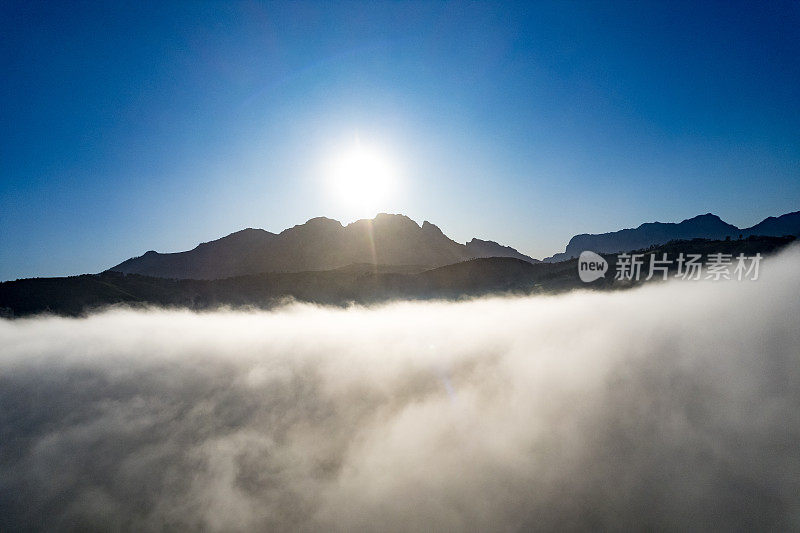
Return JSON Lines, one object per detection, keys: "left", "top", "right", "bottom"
{"left": 1, "top": 1, "right": 799, "bottom": 280}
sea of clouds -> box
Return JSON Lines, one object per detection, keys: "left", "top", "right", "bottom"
{"left": 1, "top": 245, "right": 799, "bottom": 531}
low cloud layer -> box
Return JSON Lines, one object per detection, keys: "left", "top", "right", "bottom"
{"left": 2, "top": 246, "right": 800, "bottom": 531}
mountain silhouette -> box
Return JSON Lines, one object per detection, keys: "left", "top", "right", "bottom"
{"left": 4, "top": 235, "right": 794, "bottom": 318}
{"left": 545, "top": 211, "right": 800, "bottom": 262}
{"left": 745, "top": 211, "right": 800, "bottom": 237}
{"left": 110, "top": 213, "right": 538, "bottom": 279}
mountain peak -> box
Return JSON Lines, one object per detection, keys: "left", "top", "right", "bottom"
{"left": 303, "top": 216, "right": 343, "bottom": 228}
{"left": 421, "top": 220, "right": 444, "bottom": 234}
{"left": 686, "top": 213, "right": 722, "bottom": 222}
{"left": 373, "top": 213, "right": 420, "bottom": 228}
{"left": 465, "top": 238, "right": 539, "bottom": 263}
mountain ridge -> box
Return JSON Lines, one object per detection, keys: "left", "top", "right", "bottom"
{"left": 6, "top": 235, "right": 794, "bottom": 318}
{"left": 111, "top": 213, "right": 539, "bottom": 280}
{"left": 110, "top": 210, "right": 800, "bottom": 278}
{"left": 544, "top": 210, "right": 800, "bottom": 262}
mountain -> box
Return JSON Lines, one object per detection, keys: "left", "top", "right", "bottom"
{"left": 4, "top": 236, "right": 794, "bottom": 318}
{"left": 745, "top": 211, "right": 800, "bottom": 238}
{"left": 545, "top": 211, "right": 800, "bottom": 262}
{"left": 110, "top": 213, "right": 538, "bottom": 279}
{"left": 464, "top": 238, "right": 538, "bottom": 263}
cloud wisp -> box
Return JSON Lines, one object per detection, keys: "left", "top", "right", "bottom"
{"left": 1, "top": 246, "right": 799, "bottom": 531}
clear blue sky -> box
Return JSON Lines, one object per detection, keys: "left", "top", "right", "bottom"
{"left": 2, "top": 1, "right": 799, "bottom": 280}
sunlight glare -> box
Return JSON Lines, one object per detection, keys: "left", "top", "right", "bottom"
{"left": 327, "top": 141, "right": 396, "bottom": 217}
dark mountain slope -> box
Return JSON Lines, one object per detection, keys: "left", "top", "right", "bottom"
{"left": 112, "top": 228, "right": 278, "bottom": 279}
{"left": 744, "top": 211, "right": 800, "bottom": 238}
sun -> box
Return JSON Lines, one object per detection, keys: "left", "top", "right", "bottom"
{"left": 327, "top": 141, "right": 396, "bottom": 217}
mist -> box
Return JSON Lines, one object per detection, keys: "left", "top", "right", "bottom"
{"left": 2, "top": 247, "right": 799, "bottom": 531}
